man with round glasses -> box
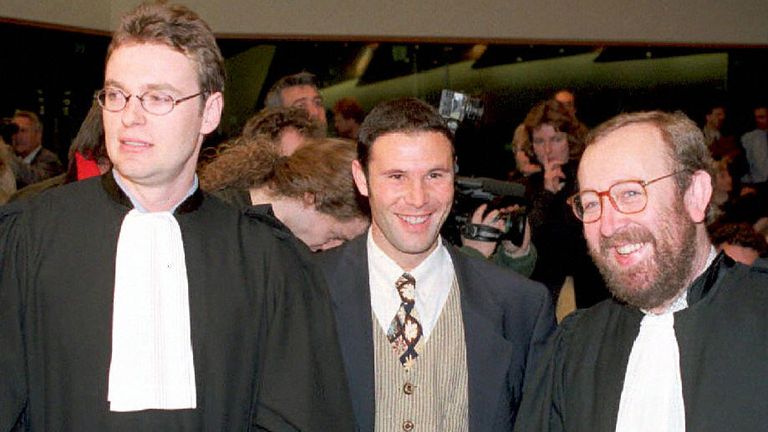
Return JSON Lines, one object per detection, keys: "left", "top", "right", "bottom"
{"left": 515, "top": 111, "right": 768, "bottom": 432}
{"left": 0, "top": 2, "right": 353, "bottom": 431}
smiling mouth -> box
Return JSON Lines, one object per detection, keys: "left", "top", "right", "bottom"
{"left": 122, "top": 140, "right": 150, "bottom": 148}
{"left": 616, "top": 242, "right": 644, "bottom": 256}
{"left": 398, "top": 214, "right": 429, "bottom": 225}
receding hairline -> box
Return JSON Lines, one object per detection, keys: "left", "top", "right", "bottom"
{"left": 580, "top": 121, "right": 675, "bottom": 177}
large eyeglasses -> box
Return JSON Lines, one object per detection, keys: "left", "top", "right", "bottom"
{"left": 94, "top": 88, "right": 205, "bottom": 116}
{"left": 569, "top": 171, "right": 685, "bottom": 223}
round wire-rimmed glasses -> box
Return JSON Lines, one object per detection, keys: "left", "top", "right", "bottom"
{"left": 568, "top": 171, "right": 686, "bottom": 223}
{"left": 94, "top": 87, "right": 205, "bottom": 116}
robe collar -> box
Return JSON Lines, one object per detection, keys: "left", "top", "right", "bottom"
{"left": 686, "top": 251, "right": 735, "bottom": 306}
{"left": 100, "top": 170, "right": 204, "bottom": 215}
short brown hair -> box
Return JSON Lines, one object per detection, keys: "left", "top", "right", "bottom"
{"left": 586, "top": 111, "right": 715, "bottom": 194}
{"left": 241, "top": 107, "right": 324, "bottom": 142}
{"left": 264, "top": 72, "right": 319, "bottom": 108}
{"left": 106, "top": 1, "right": 225, "bottom": 95}
{"left": 332, "top": 97, "right": 366, "bottom": 124}
{"left": 200, "top": 137, "right": 366, "bottom": 220}
{"left": 357, "top": 97, "right": 453, "bottom": 172}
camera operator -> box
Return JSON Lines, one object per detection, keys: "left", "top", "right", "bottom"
{"left": 460, "top": 202, "right": 537, "bottom": 277}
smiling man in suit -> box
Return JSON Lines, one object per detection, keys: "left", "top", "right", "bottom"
{"left": 316, "top": 97, "right": 555, "bottom": 432}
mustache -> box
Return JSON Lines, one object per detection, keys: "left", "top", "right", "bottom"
{"left": 598, "top": 226, "right": 655, "bottom": 251}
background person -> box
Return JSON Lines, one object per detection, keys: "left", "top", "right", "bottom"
{"left": 200, "top": 136, "right": 369, "bottom": 251}
{"left": 519, "top": 99, "right": 607, "bottom": 308}
{"left": 264, "top": 71, "right": 327, "bottom": 128}
{"left": 1, "top": 110, "right": 63, "bottom": 188}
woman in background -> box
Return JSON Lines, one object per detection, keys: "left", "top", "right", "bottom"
{"left": 518, "top": 99, "right": 607, "bottom": 308}
{"left": 200, "top": 136, "right": 369, "bottom": 251}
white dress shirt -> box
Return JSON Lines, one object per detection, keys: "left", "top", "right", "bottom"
{"left": 367, "top": 230, "right": 455, "bottom": 342}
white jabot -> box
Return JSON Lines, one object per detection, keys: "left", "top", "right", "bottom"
{"left": 367, "top": 230, "right": 455, "bottom": 342}
{"left": 615, "top": 311, "right": 685, "bottom": 432}
{"left": 108, "top": 209, "right": 196, "bottom": 412}
{"left": 615, "top": 247, "right": 718, "bottom": 431}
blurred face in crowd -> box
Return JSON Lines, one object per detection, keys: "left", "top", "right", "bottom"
{"left": 578, "top": 123, "right": 703, "bottom": 312}
{"left": 102, "top": 43, "right": 221, "bottom": 198}
{"left": 705, "top": 107, "right": 725, "bottom": 130}
{"left": 281, "top": 85, "right": 327, "bottom": 127}
{"left": 334, "top": 113, "right": 357, "bottom": 139}
{"left": 754, "top": 107, "right": 768, "bottom": 130}
{"left": 352, "top": 131, "right": 454, "bottom": 270}
{"left": 554, "top": 90, "right": 576, "bottom": 117}
{"left": 11, "top": 116, "right": 42, "bottom": 157}
{"left": 532, "top": 124, "right": 569, "bottom": 165}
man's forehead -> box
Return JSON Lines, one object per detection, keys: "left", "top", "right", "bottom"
{"left": 579, "top": 123, "right": 669, "bottom": 187}
{"left": 105, "top": 43, "right": 197, "bottom": 88}
{"left": 369, "top": 131, "right": 453, "bottom": 161}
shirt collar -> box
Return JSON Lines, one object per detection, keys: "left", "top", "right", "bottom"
{"left": 366, "top": 229, "right": 455, "bottom": 341}
{"left": 22, "top": 145, "right": 42, "bottom": 164}
{"left": 112, "top": 170, "right": 199, "bottom": 214}
{"left": 644, "top": 246, "right": 718, "bottom": 316}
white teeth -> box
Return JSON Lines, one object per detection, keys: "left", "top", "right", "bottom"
{"left": 400, "top": 215, "right": 428, "bottom": 225}
{"left": 123, "top": 141, "right": 148, "bottom": 147}
{"left": 616, "top": 243, "right": 643, "bottom": 255}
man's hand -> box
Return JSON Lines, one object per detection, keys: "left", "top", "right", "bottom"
{"left": 501, "top": 217, "right": 531, "bottom": 258}
{"left": 461, "top": 203, "right": 505, "bottom": 258}
{"left": 462, "top": 203, "right": 531, "bottom": 259}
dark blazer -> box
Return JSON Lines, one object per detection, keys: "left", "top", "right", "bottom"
{"left": 315, "top": 235, "right": 556, "bottom": 432}
{"left": 8, "top": 147, "right": 64, "bottom": 188}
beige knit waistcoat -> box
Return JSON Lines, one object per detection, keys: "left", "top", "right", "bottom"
{"left": 373, "top": 277, "right": 469, "bottom": 432}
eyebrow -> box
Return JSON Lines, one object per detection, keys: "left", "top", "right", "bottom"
{"left": 103, "top": 79, "right": 182, "bottom": 94}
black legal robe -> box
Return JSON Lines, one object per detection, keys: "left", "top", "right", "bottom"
{"left": 0, "top": 174, "right": 355, "bottom": 431}
{"left": 514, "top": 253, "right": 768, "bottom": 432}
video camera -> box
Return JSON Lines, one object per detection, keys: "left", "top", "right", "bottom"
{"left": 442, "top": 176, "right": 528, "bottom": 247}
{"left": 438, "top": 89, "right": 484, "bottom": 133}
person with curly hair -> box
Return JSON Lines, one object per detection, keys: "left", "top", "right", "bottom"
{"left": 201, "top": 136, "right": 369, "bottom": 251}
{"left": 519, "top": 99, "right": 608, "bottom": 308}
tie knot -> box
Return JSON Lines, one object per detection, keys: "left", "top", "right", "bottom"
{"left": 395, "top": 273, "right": 416, "bottom": 303}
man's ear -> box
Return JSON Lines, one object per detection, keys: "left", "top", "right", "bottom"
{"left": 200, "top": 92, "right": 223, "bottom": 135}
{"left": 351, "top": 159, "right": 369, "bottom": 197}
{"left": 684, "top": 169, "right": 713, "bottom": 223}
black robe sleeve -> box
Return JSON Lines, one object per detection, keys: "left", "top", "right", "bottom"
{"left": 0, "top": 204, "right": 28, "bottom": 431}
{"left": 248, "top": 222, "right": 356, "bottom": 432}
{"left": 515, "top": 311, "right": 583, "bottom": 432}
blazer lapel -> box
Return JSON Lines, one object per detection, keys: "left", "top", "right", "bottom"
{"left": 326, "top": 237, "right": 376, "bottom": 432}
{"left": 450, "top": 247, "right": 515, "bottom": 432}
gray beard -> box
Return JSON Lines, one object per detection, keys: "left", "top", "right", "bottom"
{"left": 589, "top": 209, "right": 698, "bottom": 311}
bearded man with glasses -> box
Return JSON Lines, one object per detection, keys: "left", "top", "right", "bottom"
{"left": 514, "top": 111, "right": 768, "bottom": 432}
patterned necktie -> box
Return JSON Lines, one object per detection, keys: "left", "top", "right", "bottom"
{"left": 387, "top": 273, "right": 423, "bottom": 369}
